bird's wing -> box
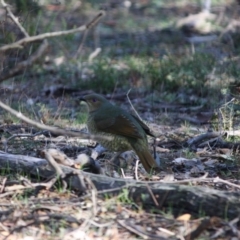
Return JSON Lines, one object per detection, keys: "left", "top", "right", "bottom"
{"left": 95, "top": 114, "right": 143, "bottom": 139}
{"left": 131, "top": 115, "right": 156, "bottom": 138}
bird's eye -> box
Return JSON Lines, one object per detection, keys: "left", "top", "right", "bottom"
{"left": 92, "top": 98, "right": 97, "bottom": 102}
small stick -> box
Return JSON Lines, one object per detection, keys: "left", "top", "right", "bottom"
{"left": 0, "top": 11, "right": 105, "bottom": 51}
{"left": 0, "top": 100, "right": 111, "bottom": 142}
{"left": 126, "top": 89, "right": 142, "bottom": 121}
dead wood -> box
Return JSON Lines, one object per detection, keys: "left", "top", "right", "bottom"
{"left": 0, "top": 100, "right": 111, "bottom": 142}
{"left": 0, "top": 11, "right": 105, "bottom": 52}
{"left": 0, "top": 152, "right": 240, "bottom": 219}
{"left": 0, "top": 40, "right": 49, "bottom": 82}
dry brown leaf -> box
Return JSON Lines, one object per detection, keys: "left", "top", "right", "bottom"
{"left": 177, "top": 213, "right": 191, "bottom": 221}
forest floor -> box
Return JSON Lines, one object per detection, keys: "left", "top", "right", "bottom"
{"left": 1, "top": 0, "right": 240, "bottom": 239}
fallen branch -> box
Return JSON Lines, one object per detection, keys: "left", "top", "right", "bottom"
{"left": 0, "top": 40, "right": 49, "bottom": 82}
{"left": 0, "top": 1, "right": 104, "bottom": 83}
{"left": 0, "top": 100, "right": 111, "bottom": 142}
{"left": 187, "top": 132, "right": 223, "bottom": 147}
{"left": 1, "top": 0, "right": 29, "bottom": 37}
{"left": 0, "top": 152, "right": 240, "bottom": 218}
{"left": 0, "top": 11, "right": 105, "bottom": 52}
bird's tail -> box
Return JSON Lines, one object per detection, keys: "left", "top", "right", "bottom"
{"left": 136, "top": 149, "right": 157, "bottom": 173}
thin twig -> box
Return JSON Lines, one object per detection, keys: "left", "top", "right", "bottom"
{"left": 73, "top": 10, "right": 104, "bottom": 59}
{"left": 73, "top": 27, "right": 89, "bottom": 59}
{"left": 88, "top": 220, "right": 113, "bottom": 228}
{"left": 126, "top": 89, "right": 142, "bottom": 120}
{"left": 117, "top": 220, "right": 149, "bottom": 239}
{"left": 161, "top": 175, "right": 240, "bottom": 190}
{"left": 134, "top": 160, "right": 139, "bottom": 181}
{"left": 0, "top": 40, "right": 49, "bottom": 82}
{"left": 121, "top": 168, "right": 126, "bottom": 178}
{"left": 1, "top": 0, "right": 29, "bottom": 37}
{"left": 44, "top": 150, "right": 67, "bottom": 191}
{"left": 0, "top": 177, "right": 7, "bottom": 193}
{"left": 0, "top": 181, "right": 57, "bottom": 194}
{"left": 0, "top": 11, "right": 105, "bottom": 52}
{"left": 5, "top": 131, "right": 48, "bottom": 152}
{"left": 0, "top": 0, "right": 49, "bottom": 82}
{"left": 88, "top": 47, "right": 101, "bottom": 63}
{"left": 86, "top": 178, "right": 98, "bottom": 216}
{"left": 44, "top": 150, "right": 64, "bottom": 177}
{"left": 0, "top": 100, "right": 111, "bottom": 142}
{"left": 213, "top": 177, "right": 240, "bottom": 190}
{"left": 146, "top": 183, "right": 159, "bottom": 207}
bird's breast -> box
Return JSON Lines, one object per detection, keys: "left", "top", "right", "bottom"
{"left": 87, "top": 116, "right": 132, "bottom": 152}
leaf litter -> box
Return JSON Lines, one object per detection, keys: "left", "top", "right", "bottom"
{"left": 1, "top": 1, "right": 240, "bottom": 239}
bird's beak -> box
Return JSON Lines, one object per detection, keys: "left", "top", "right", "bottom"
{"left": 78, "top": 97, "right": 87, "bottom": 106}
{"left": 79, "top": 97, "right": 86, "bottom": 102}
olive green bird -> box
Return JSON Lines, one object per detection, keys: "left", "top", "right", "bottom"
{"left": 81, "top": 93, "right": 157, "bottom": 173}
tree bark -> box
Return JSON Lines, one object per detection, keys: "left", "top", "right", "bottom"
{"left": 0, "top": 152, "right": 239, "bottom": 218}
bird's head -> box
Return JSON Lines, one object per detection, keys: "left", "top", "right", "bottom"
{"left": 80, "top": 94, "right": 109, "bottom": 112}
